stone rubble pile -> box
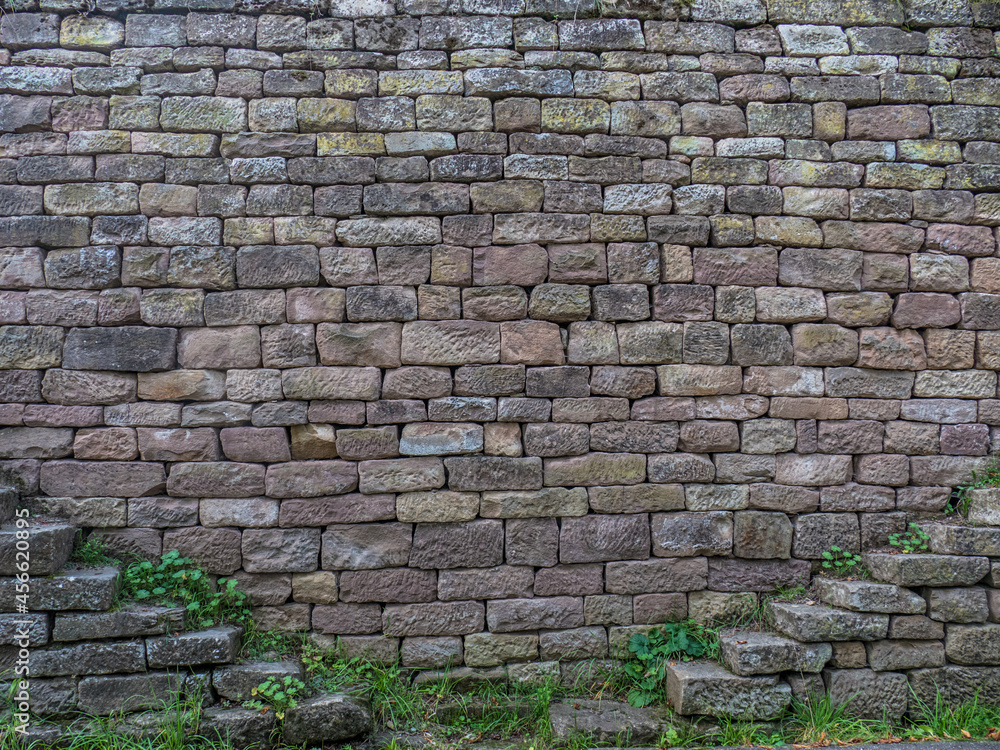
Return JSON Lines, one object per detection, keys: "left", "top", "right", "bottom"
{"left": 666, "top": 495, "right": 1000, "bottom": 723}
{"left": 0, "top": 496, "right": 372, "bottom": 747}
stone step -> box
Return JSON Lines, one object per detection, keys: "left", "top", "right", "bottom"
{"left": 865, "top": 552, "right": 990, "bottom": 587}
{"left": 0, "top": 567, "right": 119, "bottom": 612}
{"left": 78, "top": 672, "right": 187, "bottom": 715}
{"left": 769, "top": 601, "right": 888, "bottom": 642}
{"left": 966, "top": 488, "right": 1000, "bottom": 526}
{"left": 0, "top": 521, "right": 76, "bottom": 575}
{"left": 30, "top": 639, "right": 146, "bottom": 678}
{"left": 282, "top": 693, "right": 372, "bottom": 746}
{"left": 719, "top": 631, "right": 831, "bottom": 676}
{"left": 146, "top": 625, "right": 241, "bottom": 668}
{"left": 53, "top": 604, "right": 183, "bottom": 641}
{"left": 666, "top": 660, "right": 791, "bottom": 720}
{"left": 213, "top": 660, "right": 304, "bottom": 701}
{"left": 200, "top": 707, "right": 278, "bottom": 749}
{"left": 548, "top": 699, "right": 675, "bottom": 747}
{"left": 923, "top": 522, "right": 1000, "bottom": 557}
{"left": 814, "top": 577, "right": 926, "bottom": 614}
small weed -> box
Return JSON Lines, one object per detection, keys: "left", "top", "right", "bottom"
{"left": 242, "top": 629, "right": 300, "bottom": 662}
{"left": 821, "top": 545, "right": 863, "bottom": 575}
{"left": 70, "top": 532, "right": 121, "bottom": 567}
{"left": 119, "top": 550, "right": 251, "bottom": 631}
{"left": 888, "top": 522, "right": 930, "bottom": 554}
{"left": 243, "top": 675, "right": 307, "bottom": 720}
{"left": 952, "top": 453, "right": 1000, "bottom": 515}
{"left": 624, "top": 621, "right": 715, "bottom": 707}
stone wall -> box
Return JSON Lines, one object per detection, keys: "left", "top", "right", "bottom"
{"left": 2, "top": 0, "right": 1000, "bottom": 668}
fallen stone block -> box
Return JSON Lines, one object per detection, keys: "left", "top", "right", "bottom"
{"left": 720, "top": 630, "right": 831, "bottom": 676}
{"left": 667, "top": 660, "right": 792, "bottom": 720}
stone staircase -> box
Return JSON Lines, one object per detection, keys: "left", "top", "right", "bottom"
{"left": 665, "top": 506, "right": 1000, "bottom": 724}
{"left": 0, "top": 491, "right": 370, "bottom": 749}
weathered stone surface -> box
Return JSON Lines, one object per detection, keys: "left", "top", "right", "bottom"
{"left": 720, "top": 631, "right": 831, "bottom": 676}
{"left": 53, "top": 605, "right": 182, "bottom": 641}
{"left": 146, "top": 626, "right": 240, "bottom": 668}
{"left": 0, "top": 567, "right": 117, "bottom": 612}
{"left": 282, "top": 693, "right": 372, "bottom": 745}
{"left": 666, "top": 661, "right": 791, "bottom": 720}
{"left": 824, "top": 669, "right": 908, "bottom": 720}
{"left": 865, "top": 553, "right": 990, "bottom": 587}
{"left": 770, "top": 602, "right": 889, "bottom": 642}
{"left": 814, "top": 578, "right": 926, "bottom": 614}
{"left": 548, "top": 700, "right": 673, "bottom": 746}
{"left": 31, "top": 641, "right": 146, "bottom": 678}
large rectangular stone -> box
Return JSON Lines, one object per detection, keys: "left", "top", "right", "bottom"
{"left": 62, "top": 327, "right": 176, "bottom": 372}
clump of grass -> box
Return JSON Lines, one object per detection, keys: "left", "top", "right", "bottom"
{"left": 69, "top": 532, "right": 121, "bottom": 567}
{"left": 908, "top": 690, "right": 1000, "bottom": 741}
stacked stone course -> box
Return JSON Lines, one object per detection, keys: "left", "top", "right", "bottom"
{"left": 2, "top": 0, "right": 1000, "bottom": 688}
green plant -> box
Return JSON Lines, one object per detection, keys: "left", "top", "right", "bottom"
{"left": 784, "top": 692, "right": 884, "bottom": 745}
{"left": 624, "top": 621, "right": 714, "bottom": 708}
{"left": 952, "top": 453, "right": 1000, "bottom": 516}
{"left": 304, "top": 647, "right": 424, "bottom": 731}
{"left": 243, "top": 675, "right": 307, "bottom": 720}
{"left": 717, "top": 717, "right": 784, "bottom": 747}
{"left": 821, "top": 545, "right": 863, "bottom": 574}
{"left": 888, "top": 522, "right": 930, "bottom": 554}
{"left": 70, "top": 532, "right": 121, "bottom": 567}
{"left": 907, "top": 689, "right": 1000, "bottom": 741}
{"left": 119, "top": 550, "right": 250, "bottom": 631}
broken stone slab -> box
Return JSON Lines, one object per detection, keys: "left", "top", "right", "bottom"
{"left": 667, "top": 661, "right": 791, "bottom": 720}
{"left": 0, "top": 521, "right": 75, "bottom": 575}
{"left": 213, "top": 660, "right": 304, "bottom": 701}
{"left": 966, "top": 488, "right": 1000, "bottom": 526}
{"left": 146, "top": 626, "right": 241, "bottom": 668}
{"left": 814, "top": 577, "right": 926, "bottom": 614}
{"left": 548, "top": 699, "right": 674, "bottom": 745}
{"left": 53, "top": 605, "right": 183, "bottom": 641}
{"left": 824, "top": 668, "right": 908, "bottom": 720}
{"left": 282, "top": 692, "right": 372, "bottom": 745}
{"left": 769, "top": 602, "right": 888, "bottom": 642}
{"left": 720, "top": 630, "right": 831, "bottom": 676}
{"left": 199, "top": 706, "right": 278, "bottom": 748}
{"left": 0, "top": 567, "right": 119, "bottom": 612}
{"left": 865, "top": 552, "right": 990, "bottom": 587}
{"left": 924, "top": 522, "right": 1000, "bottom": 556}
